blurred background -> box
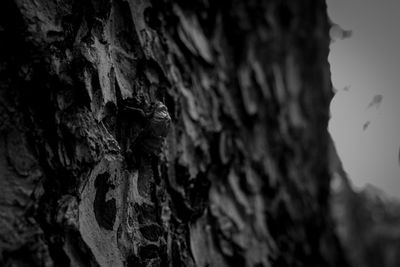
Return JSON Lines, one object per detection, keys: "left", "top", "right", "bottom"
{"left": 327, "top": 1, "right": 400, "bottom": 266}
{"left": 327, "top": 0, "right": 400, "bottom": 199}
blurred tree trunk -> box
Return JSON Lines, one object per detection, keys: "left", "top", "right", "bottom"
{"left": 0, "top": 0, "right": 348, "bottom": 266}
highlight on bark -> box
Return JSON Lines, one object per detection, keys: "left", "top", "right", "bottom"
{"left": 0, "top": 0, "right": 359, "bottom": 266}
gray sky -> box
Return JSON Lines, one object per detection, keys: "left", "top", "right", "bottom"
{"left": 327, "top": 0, "right": 400, "bottom": 198}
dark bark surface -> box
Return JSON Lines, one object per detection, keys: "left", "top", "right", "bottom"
{"left": 0, "top": 0, "right": 348, "bottom": 266}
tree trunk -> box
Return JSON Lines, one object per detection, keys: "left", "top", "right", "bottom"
{"left": 0, "top": 0, "right": 348, "bottom": 266}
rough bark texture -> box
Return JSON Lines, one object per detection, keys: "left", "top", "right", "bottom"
{"left": 0, "top": 0, "right": 347, "bottom": 266}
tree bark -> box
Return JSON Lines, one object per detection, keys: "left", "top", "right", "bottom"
{"left": 0, "top": 0, "right": 348, "bottom": 266}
